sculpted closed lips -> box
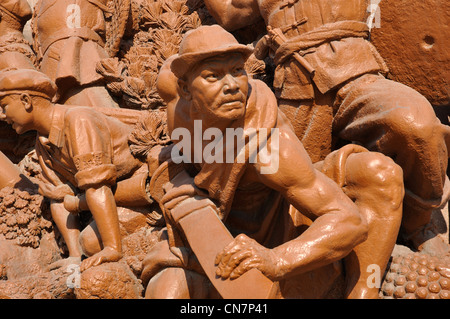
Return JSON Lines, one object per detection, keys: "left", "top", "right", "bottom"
{"left": 220, "top": 94, "right": 245, "bottom": 108}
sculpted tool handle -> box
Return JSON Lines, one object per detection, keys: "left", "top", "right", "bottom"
{"left": 150, "top": 161, "right": 277, "bottom": 299}
{"left": 175, "top": 205, "right": 277, "bottom": 299}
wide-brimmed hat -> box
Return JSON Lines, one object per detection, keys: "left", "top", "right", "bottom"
{"left": 0, "top": 0, "right": 32, "bottom": 23}
{"left": 0, "top": 69, "right": 57, "bottom": 99}
{"left": 171, "top": 24, "right": 253, "bottom": 79}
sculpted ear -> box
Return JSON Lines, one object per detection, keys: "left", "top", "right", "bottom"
{"left": 177, "top": 78, "right": 192, "bottom": 101}
{"left": 19, "top": 93, "right": 32, "bottom": 111}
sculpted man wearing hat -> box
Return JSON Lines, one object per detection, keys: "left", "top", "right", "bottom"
{"left": 0, "top": 68, "right": 159, "bottom": 271}
{"left": 141, "top": 25, "right": 404, "bottom": 299}
{"left": 0, "top": 0, "right": 36, "bottom": 70}
{"left": 203, "top": 0, "right": 450, "bottom": 256}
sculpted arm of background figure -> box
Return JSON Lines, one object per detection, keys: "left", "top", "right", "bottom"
{"left": 216, "top": 128, "right": 368, "bottom": 281}
{"left": 203, "top": 0, "right": 261, "bottom": 31}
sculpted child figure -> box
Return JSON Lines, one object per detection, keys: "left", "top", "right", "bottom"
{"left": 0, "top": 69, "right": 154, "bottom": 271}
{"left": 203, "top": 0, "right": 450, "bottom": 255}
{"left": 141, "top": 25, "right": 404, "bottom": 299}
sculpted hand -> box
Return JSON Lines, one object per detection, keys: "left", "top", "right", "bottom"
{"left": 160, "top": 170, "right": 211, "bottom": 224}
{"left": 38, "top": 181, "right": 74, "bottom": 201}
{"left": 215, "top": 234, "right": 280, "bottom": 281}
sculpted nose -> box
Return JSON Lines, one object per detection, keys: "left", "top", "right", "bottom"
{"left": 223, "top": 74, "right": 239, "bottom": 93}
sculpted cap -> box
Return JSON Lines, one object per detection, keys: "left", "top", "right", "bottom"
{"left": 0, "top": 0, "right": 32, "bottom": 23}
{"left": 171, "top": 24, "right": 253, "bottom": 78}
{"left": 0, "top": 69, "right": 58, "bottom": 99}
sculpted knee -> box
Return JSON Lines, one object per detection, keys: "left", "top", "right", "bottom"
{"left": 78, "top": 227, "right": 102, "bottom": 258}
{"left": 145, "top": 268, "right": 210, "bottom": 299}
{"left": 366, "top": 153, "right": 403, "bottom": 187}
{"left": 387, "top": 96, "right": 441, "bottom": 144}
{"left": 346, "top": 152, "right": 404, "bottom": 207}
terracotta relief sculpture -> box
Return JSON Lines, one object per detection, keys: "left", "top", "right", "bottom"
{"left": 142, "top": 24, "right": 405, "bottom": 299}
{"left": 0, "top": 68, "right": 163, "bottom": 272}
{"left": 0, "top": 0, "right": 448, "bottom": 300}
{"left": 203, "top": 0, "right": 450, "bottom": 256}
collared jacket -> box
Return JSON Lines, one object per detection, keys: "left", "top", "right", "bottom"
{"left": 32, "top": 0, "right": 109, "bottom": 88}
{"left": 264, "top": 0, "right": 387, "bottom": 100}
{"left": 35, "top": 104, "right": 143, "bottom": 191}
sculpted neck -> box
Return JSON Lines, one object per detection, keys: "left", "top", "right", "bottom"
{"left": 32, "top": 99, "right": 54, "bottom": 137}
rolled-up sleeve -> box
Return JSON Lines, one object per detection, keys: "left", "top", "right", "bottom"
{"left": 65, "top": 109, "right": 117, "bottom": 190}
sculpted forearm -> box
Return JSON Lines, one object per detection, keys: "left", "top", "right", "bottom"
{"left": 272, "top": 171, "right": 368, "bottom": 279}
{"left": 274, "top": 205, "right": 368, "bottom": 280}
{"left": 79, "top": 185, "right": 123, "bottom": 271}
{"left": 213, "top": 178, "right": 368, "bottom": 282}
{"left": 256, "top": 131, "right": 368, "bottom": 279}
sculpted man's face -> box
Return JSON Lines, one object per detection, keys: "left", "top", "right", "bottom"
{"left": 0, "top": 94, "right": 34, "bottom": 134}
{"left": 182, "top": 53, "right": 249, "bottom": 123}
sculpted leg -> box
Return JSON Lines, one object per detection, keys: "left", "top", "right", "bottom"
{"left": 334, "top": 75, "right": 449, "bottom": 254}
{"left": 79, "top": 220, "right": 102, "bottom": 258}
{"left": 340, "top": 151, "right": 404, "bottom": 298}
{"left": 47, "top": 201, "right": 82, "bottom": 270}
{"left": 145, "top": 267, "right": 212, "bottom": 299}
{"left": 278, "top": 93, "right": 334, "bottom": 163}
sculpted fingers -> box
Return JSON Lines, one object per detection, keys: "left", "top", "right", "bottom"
{"left": 215, "top": 234, "right": 259, "bottom": 279}
{"left": 38, "top": 182, "right": 74, "bottom": 200}
{"left": 229, "top": 257, "right": 261, "bottom": 279}
{"left": 215, "top": 234, "right": 249, "bottom": 266}
{"left": 216, "top": 249, "right": 253, "bottom": 279}
{"left": 215, "top": 234, "right": 281, "bottom": 280}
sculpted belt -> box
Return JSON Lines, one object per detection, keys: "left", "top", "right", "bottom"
{"left": 272, "top": 20, "right": 370, "bottom": 66}
{"left": 39, "top": 26, "right": 105, "bottom": 57}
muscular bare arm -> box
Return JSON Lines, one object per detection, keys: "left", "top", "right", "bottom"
{"left": 215, "top": 127, "right": 368, "bottom": 280}
{"left": 203, "top": 0, "right": 261, "bottom": 31}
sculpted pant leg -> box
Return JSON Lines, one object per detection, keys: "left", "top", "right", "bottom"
{"left": 278, "top": 89, "right": 335, "bottom": 163}
{"left": 333, "top": 74, "right": 450, "bottom": 252}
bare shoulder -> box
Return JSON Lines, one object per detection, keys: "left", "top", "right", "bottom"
{"left": 250, "top": 126, "right": 318, "bottom": 192}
